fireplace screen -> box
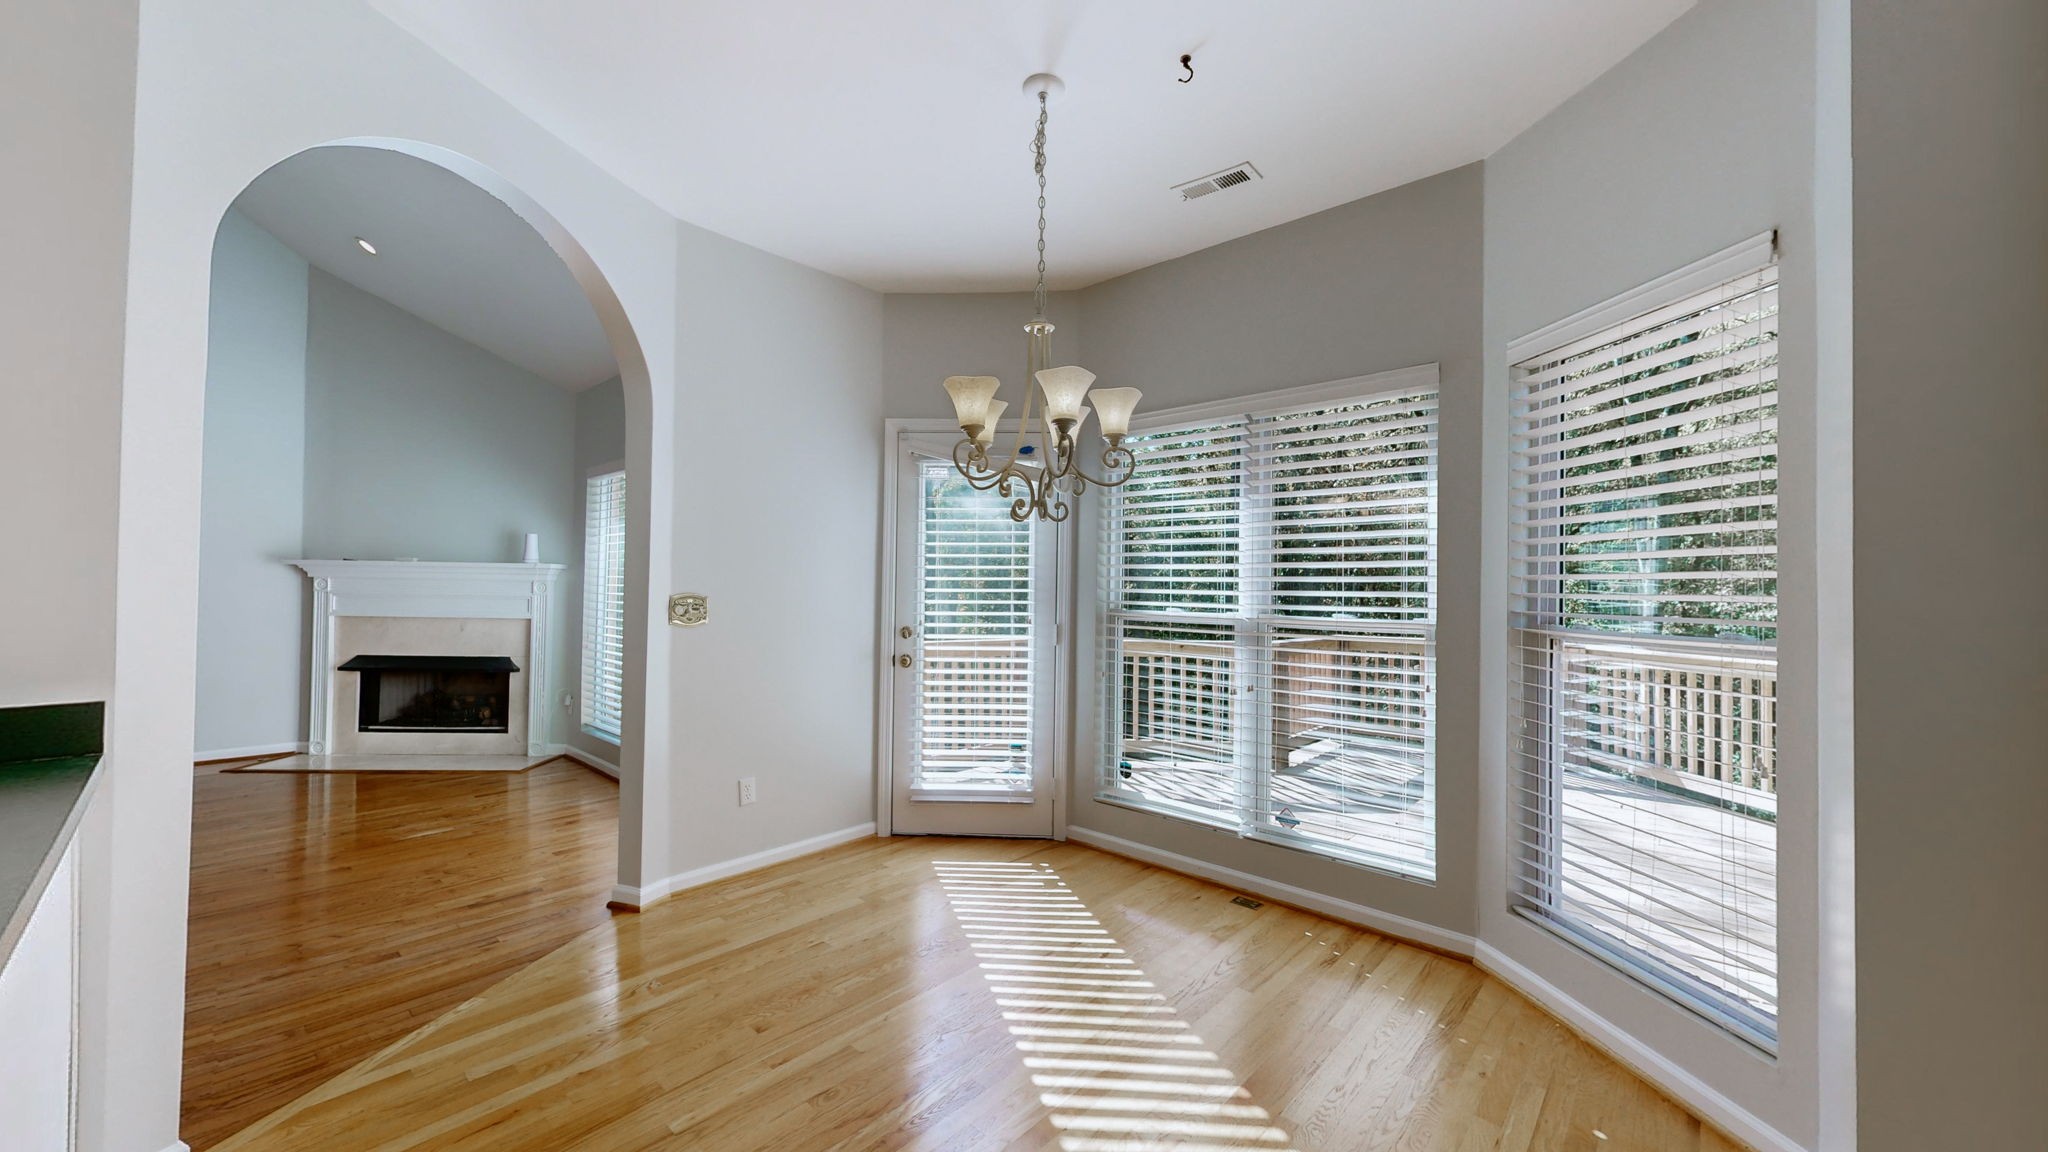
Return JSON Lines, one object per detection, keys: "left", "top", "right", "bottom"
{"left": 338, "top": 654, "right": 519, "bottom": 734}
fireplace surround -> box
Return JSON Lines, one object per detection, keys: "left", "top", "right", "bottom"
{"left": 294, "top": 561, "right": 564, "bottom": 757}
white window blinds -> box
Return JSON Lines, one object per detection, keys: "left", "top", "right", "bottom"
{"left": 581, "top": 469, "right": 627, "bottom": 743}
{"left": 1101, "top": 376, "right": 1438, "bottom": 880}
{"left": 1508, "top": 259, "right": 1780, "bottom": 1047}
{"left": 913, "top": 460, "right": 1036, "bottom": 790}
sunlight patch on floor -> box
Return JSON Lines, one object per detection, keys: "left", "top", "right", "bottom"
{"left": 936, "top": 861, "right": 1298, "bottom": 1152}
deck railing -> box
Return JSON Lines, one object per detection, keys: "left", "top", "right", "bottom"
{"left": 1120, "top": 633, "right": 1777, "bottom": 808}
{"left": 1120, "top": 634, "right": 1427, "bottom": 756}
{"left": 1555, "top": 638, "right": 1778, "bottom": 805}
{"left": 1122, "top": 638, "right": 1234, "bottom": 748}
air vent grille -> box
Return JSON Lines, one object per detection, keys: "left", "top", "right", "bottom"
{"left": 1173, "top": 163, "right": 1262, "bottom": 202}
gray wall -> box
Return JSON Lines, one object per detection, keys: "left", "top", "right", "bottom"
{"left": 303, "top": 269, "right": 578, "bottom": 565}
{"left": 1066, "top": 163, "right": 1485, "bottom": 936}
{"left": 1851, "top": 1, "right": 2048, "bottom": 1148}
{"left": 302, "top": 270, "right": 583, "bottom": 747}
{"left": 669, "top": 221, "right": 884, "bottom": 869}
{"left": 0, "top": 5, "right": 135, "bottom": 1147}
{"left": 1479, "top": 0, "right": 1828, "bottom": 1144}
{"left": 0, "top": 0, "right": 135, "bottom": 708}
{"left": 564, "top": 375, "right": 625, "bottom": 765}
{"left": 881, "top": 291, "right": 1084, "bottom": 421}
{"left": 195, "top": 242, "right": 601, "bottom": 752}
{"left": 575, "top": 375, "right": 625, "bottom": 471}
{"left": 195, "top": 212, "right": 310, "bottom": 754}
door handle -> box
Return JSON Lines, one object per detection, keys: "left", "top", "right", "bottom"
{"left": 896, "top": 654, "right": 913, "bottom": 668}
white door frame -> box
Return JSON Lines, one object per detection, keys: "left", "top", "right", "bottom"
{"left": 875, "top": 418, "right": 1073, "bottom": 839}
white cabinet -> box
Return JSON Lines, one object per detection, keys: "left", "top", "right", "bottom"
{"left": 0, "top": 843, "right": 78, "bottom": 1151}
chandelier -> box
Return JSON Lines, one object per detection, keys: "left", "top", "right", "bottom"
{"left": 941, "top": 73, "right": 1142, "bottom": 523}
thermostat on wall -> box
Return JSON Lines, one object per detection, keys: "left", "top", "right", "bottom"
{"left": 668, "top": 593, "right": 708, "bottom": 627}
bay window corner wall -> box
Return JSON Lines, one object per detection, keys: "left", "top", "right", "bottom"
{"left": 1096, "top": 368, "right": 1441, "bottom": 883}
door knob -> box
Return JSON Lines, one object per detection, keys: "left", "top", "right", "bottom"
{"left": 896, "top": 654, "right": 913, "bottom": 668}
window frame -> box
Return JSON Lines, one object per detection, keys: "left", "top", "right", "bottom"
{"left": 1504, "top": 232, "right": 1782, "bottom": 1052}
{"left": 1095, "top": 364, "right": 1441, "bottom": 882}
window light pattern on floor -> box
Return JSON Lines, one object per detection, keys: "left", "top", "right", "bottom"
{"left": 935, "top": 860, "right": 1298, "bottom": 1152}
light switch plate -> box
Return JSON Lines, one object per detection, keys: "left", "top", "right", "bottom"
{"left": 668, "top": 593, "right": 708, "bottom": 627}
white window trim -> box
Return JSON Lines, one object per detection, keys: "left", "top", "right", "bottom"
{"left": 1096, "top": 362, "right": 1442, "bottom": 882}
{"left": 1505, "top": 230, "right": 1778, "bottom": 364}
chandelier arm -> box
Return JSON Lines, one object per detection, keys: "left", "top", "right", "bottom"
{"left": 952, "top": 439, "right": 1011, "bottom": 490}
{"left": 1066, "top": 444, "right": 1138, "bottom": 489}
{"left": 1042, "top": 486, "right": 1072, "bottom": 522}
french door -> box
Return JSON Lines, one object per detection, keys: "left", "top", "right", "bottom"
{"left": 887, "top": 434, "right": 1058, "bottom": 837}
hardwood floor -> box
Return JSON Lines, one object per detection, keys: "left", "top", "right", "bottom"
{"left": 181, "top": 756, "right": 620, "bottom": 1151}
{"left": 204, "top": 833, "right": 1744, "bottom": 1152}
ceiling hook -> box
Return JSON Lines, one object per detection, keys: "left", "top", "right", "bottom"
{"left": 1178, "top": 54, "right": 1194, "bottom": 83}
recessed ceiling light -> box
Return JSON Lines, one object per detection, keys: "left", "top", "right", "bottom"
{"left": 354, "top": 237, "right": 377, "bottom": 255}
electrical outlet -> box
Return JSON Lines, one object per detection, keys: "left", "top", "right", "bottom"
{"left": 738, "top": 777, "right": 758, "bottom": 806}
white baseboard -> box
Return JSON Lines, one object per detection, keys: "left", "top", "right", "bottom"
{"left": 1065, "top": 825, "right": 1477, "bottom": 958}
{"left": 1473, "top": 942, "right": 1804, "bottom": 1152}
{"left": 158, "top": 1142, "right": 193, "bottom": 1152}
{"left": 553, "top": 743, "right": 619, "bottom": 779}
{"left": 194, "top": 741, "right": 305, "bottom": 761}
{"left": 610, "top": 822, "right": 877, "bottom": 910}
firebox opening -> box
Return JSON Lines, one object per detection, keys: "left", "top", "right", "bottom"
{"left": 338, "top": 654, "right": 519, "bottom": 734}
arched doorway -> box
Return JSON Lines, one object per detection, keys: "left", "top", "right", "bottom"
{"left": 177, "top": 141, "right": 657, "bottom": 1145}
{"left": 91, "top": 106, "right": 680, "bottom": 1147}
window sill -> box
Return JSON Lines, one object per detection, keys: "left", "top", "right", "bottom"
{"left": 1092, "top": 789, "right": 1437, "bottom": 885}
{"left": 580, "top": 725, "right": 620, "bottom": 748}
{"left": 1510, "top": 904, "right": 1779, "bottom": 1056}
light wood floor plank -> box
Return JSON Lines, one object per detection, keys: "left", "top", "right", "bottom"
{"left": 196, "top": 834, "right": 1749, "bottom": 1151}
{"left": 181, "top": 758, "right": 621, "bottom": 1150}
{"left": 184, "top": 765, "right": 1748, "bottom": 1151}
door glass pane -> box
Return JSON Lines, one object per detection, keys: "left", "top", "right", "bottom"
{"left": 915, "top": 461, "right": 1034, "bottom": 792}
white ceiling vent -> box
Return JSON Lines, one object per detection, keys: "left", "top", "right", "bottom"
{"left": 1173, "top": 163, "right": 1262, "bottom": 202}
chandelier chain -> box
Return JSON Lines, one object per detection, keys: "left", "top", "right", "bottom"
{"left": 940, "top": 76, "right": 1138, "bottom": 522}
{"left": 1032, "top": 91, "right": 1048, "bottom": 319}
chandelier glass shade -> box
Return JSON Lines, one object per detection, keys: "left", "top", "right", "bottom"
{"left": 941, "top": 75, "right": 1140, "bottom": 522}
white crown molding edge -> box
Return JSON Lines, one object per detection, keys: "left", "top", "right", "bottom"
{"left": 1473, "top": 942, "right": 1806, "bottom": 1152}
{"left": 1064, "top": 825, "right": 1476, "bottom": 958}
{"left": 608, "top": 822, "right": 877, "bottom": 911}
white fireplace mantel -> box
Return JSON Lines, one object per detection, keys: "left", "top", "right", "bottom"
{"left": 293, "top": 560, "right": 565, "bottom": 757}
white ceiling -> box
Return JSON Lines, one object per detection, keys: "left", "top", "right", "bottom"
{"left": 232, "top": 146, "right": 618, "bottom": 390}
{"left": 368, "top": 0, "right": 1694, "bottom": 292}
